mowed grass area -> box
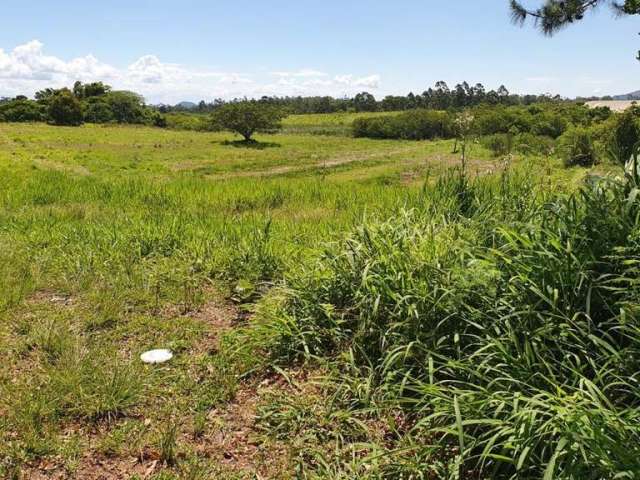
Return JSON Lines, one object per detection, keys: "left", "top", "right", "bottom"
{"left": 0, "top": 121, "right": 602, "bottom": 479}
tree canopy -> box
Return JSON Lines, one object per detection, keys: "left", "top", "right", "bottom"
{"left": 48, "top": 88, "right": 83, "bottom": 126}
{"left": 210, "top": 101, "right": 286, "bottom": 141}
{"left": 510, "top": 0, "right": 640, "bottom": 59}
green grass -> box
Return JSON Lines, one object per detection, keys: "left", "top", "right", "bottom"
{"left": 0, "top": 121, "right": 618, "bottom": 479}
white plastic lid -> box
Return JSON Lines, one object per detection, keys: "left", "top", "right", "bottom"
{"left": 140, "top": 349, "right": 173, "bottom": 364}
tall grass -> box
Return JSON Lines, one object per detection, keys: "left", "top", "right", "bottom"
{"left": 243, "top": 148, "right": 640, "bottom": 478}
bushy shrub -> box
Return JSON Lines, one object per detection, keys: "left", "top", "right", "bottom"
{"left": 249, "top": 164, "right": 640, "bottom": 478}
{"left": 558, "top": 126, "right": 596, "bottom": 166}
{"left": 83, "top": 98, "right": 114, "bottom": 123}
{"left": 106, "top": 91, "right": 148, "bottom": 124}
{"left": 513, "top": 132, "right": 555, "bottom": 155}
{"left": 481, "top": 133, "right": 512, "bottom": 156}
{"left": 611, "top": 107, "right": 640, "bottom": 163}
{"left": 352, "top": 110, "right": 454, "bottom": 140}
{"left": 482, "top": 133, "right": 555, "bottom": 157}
{"left": 530, "top": 112, "right": 567, "bottom": 138}
{"left": 0, "top": 99, "right": 44, "bottom": 122}
{"left": 48, "top": 89, "right": 83, "bottom": 126}
{"left": 151, "top": 112, "right": 168, "bottom": 128}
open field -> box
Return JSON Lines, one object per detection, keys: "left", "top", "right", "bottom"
{"left": 585, "top": 99, "right": 637, "bottom": 112}
{"left": 0, "top": 119, "right": 627, "bottom": 479}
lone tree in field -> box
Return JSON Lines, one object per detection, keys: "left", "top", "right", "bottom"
{"left": 211, "top": 101, "right": 285, "bottom": 142}
{"left": 510, "top": 0, "right": 640, "bottom": 59}
{"left": 48, "top": 88, "right": 83, "bottom": 126}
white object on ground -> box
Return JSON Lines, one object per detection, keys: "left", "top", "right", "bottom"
{"left": 140, "top": 349, "right": 173, "bottom": 364}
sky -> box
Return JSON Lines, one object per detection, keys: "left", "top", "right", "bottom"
{"left": 0, "top": 0, "right": 637, "bottom": 104}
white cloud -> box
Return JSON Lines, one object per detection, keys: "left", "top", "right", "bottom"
{"left": 0, "top": 40, "right": 118, "bottom": 82}
{"left": 217, "top": 73, "right": 253, "bottom": 85}
{"left": 525, "top": 76, "right": 557, "bottom": 83}
{"left": 271, "top": 68, "right": 328, "bottom": 78}
{"left": 334, "top": 74, "right": 380, "bottom": 89}
{"left": 0, "top": 40, "right": 380, "bottom": 103}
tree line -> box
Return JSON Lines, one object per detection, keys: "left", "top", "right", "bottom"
{"left": 0, "top": 81, "right": 166, "bottom": 126}
{"left": 161, "top": 81, "right": 561, "bottom": 115}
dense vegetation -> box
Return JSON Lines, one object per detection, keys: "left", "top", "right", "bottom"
{"left": 234, "top": 145, "right": 640, "bottom": 479}
{"left": 160, "top": 80, "right": 558, "bottom": 116}
{"left": 353, "top": 102, "right": 640, "bottom": 169}
{"left": 0, "top": 81, "right": 166, "bottom": 126}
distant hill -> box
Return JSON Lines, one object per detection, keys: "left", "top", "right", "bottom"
{"left": 176, "top": 101, "right": 198, "bottom": 110}
{"left": 612, "top": 90, "right": 640, "bottom": 101}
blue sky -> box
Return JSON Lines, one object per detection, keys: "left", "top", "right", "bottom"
{"left": 0, "top": 0, "right": 637, "bottom": 103}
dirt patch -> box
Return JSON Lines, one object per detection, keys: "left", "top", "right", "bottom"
{"left": 33, "top": 158, "right": 91, "bottom": 176}
{"left": 188, "top": 371, "right": 307, "bottom": 478}
{"left": 174, "top": 145, "right": 427, "bottom": 179}
{"left": 25, "top": 456, "right": 152, "bottom": 480}
{"left": 26, "top": 289, "right": 76, "bottom": 307}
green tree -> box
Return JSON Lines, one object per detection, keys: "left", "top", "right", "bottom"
{"left": 105, "top": 91, "right": 147, "bottom": 124}
{"left": 34, "top": 88, "right": 58, "bottom": 105}
{"left": 511, "top": 0, "right": 640, "bottom": 59}
{"left": 210, "top": 101, "right": 285, "bottom": 141}
{"left": 48, "top": 89, "right": 83, "bottom": 126}
{"left": 0, "top": 98, "right": 44, "bottom": 122}
{"left": 73, "top": 81, "right": 111, "bottom": 99}
{"left": 353, "top": 92, "right": 378, "bottom": 112}
{"left": 83, "top": 97, "right": 114, "bottom": 123}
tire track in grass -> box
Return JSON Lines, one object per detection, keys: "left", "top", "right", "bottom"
{"left": 185, "top": 144, "right": 429, "bottom": 179}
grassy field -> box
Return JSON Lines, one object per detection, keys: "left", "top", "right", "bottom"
{"left": 0, "top": 120, "right": 618, "bottom": 479}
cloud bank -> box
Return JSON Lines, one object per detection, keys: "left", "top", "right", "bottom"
{"left": 0, "top": 40, "right": 381, "bottom": 104}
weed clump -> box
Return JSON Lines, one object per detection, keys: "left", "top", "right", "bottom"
{"left": 246, "top": 151, "right": 640, "bottom": 478}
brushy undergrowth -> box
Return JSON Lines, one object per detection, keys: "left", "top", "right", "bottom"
{"left": 237, "top": 147, "right": 640, "bottom": 479}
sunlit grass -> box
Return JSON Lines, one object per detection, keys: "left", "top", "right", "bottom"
{"left": 0, "top": 121, "right": 617, "bottom": 478}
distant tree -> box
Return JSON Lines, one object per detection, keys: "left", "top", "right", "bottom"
{"left": 497, "top": 85, "right": 510, "bottom": 100}
{"left": 434, "top": 81, "right": 451, "bottom": 109}
{"left": 73, "top": 81, "right": 85, "bottom": 99}
{"left": 472, "top": 83, "right": 486, "bottom": 104}
{"left": 48, "top": 89, "right": 83, "bottom": 126}
{"left": 83, "top": 81, "right": 111, "bottom": 98}
{"left": 35, "top": 88, "right": 58, "bottom": 104}
{"left": 106, "top": 91, "right": 147, "bottom": 124}
{"left": 0, "top": 98, "right": 43, "bottom": 122}
{"left": 211, "top": 101, "right": 286, "bottom": 141}
{"left": 83, "top": 97, "right": 114, "bottom": 123}
{"left": 353, "top": 92, "right": 378, "bottom": 112}
{"left": 510, "top": 0, "right": 640, "bottom": 59}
